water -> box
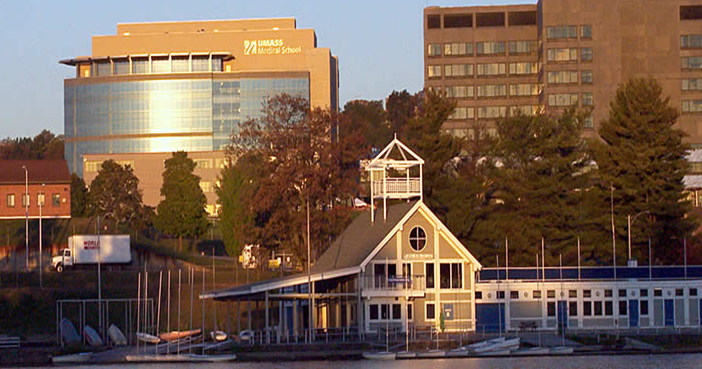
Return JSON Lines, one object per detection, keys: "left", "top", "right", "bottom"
{"left": 30, "top": 353, "right": 702, "bottom": 369}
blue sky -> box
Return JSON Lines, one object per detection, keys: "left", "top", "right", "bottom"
{"left": 0, "top": 0, "right": 533, "bottom": 139}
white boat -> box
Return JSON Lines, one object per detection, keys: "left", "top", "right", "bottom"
{"left": 59, "top": 318, "right": 80, "bottom": 346}
{"left": 362, "top": 351, "right": 396, "bottom": 360}
{"left": 210, "top": 330, "right": 227, "bottom": 342}
{"left": 159, "top": 329, "right": 201, "bottom": 342}
{"left": 187, "top": 353, "right": 237, "bottom": 362}
{"left": 477, "top": 349, "right": 512, "bottom": 357}
{"left": 51, "top": 352, "right": 92, "bottom": 364}
{"left": 107, "top": 324, "right": 127, "bottom": 346}
{"left": 126, "top": 353, "right": 237, "bottom": 362}
{"left": 416, "top": 349, "right": 445, "bottom": 358}
{"left": 496, "top": 337, "right": 520, "bottom": 351}
{"left": 472, "top": 337, "right": 506, "bottom": 354}
{"left": 136, "top": 332, "right": 161, "bottom": 344}
{"left": 511, "top": 347, "right": 549, "bottom": 356}
{"left": 83, "top": 325, "right": 103, "bottom": 347}
{"left": 549, "top": 346, "right": 573, "bottom": 355}
{"left": 396, "top": 351, "right": 417, "bottom": 359}
{"left": 445, "top": 348, "right": 470, "bottom": 357}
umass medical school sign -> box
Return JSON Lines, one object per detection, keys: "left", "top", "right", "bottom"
{"left": 243, "top": 39, "right": 302, "bottom": 56}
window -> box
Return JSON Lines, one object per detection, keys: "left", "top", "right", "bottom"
{"left": 508, "top": 40, "right": 537, "bottom": 55}
{"left": 547, "top": 290, "right": 556, "bottom": 299}
{"left": 581, "top": 47, "right": 593, "bottom": 62}
{"left": 584, "top": 290, "right": 592, "bottom": 298}
{"left": 682, "top": 100, "right": 702, "bottom": 113}
{"left": 569, "top": 301, "right": 578, "bottom": 316}
{"left": 172, "top": 57, "right": 189, "bottom": 73}
{"left": 619, "top": 289, "right": 627, "bottom": 298}
{"left": 683, "top": 78, "right": 702, "bottom": 91}
{"left": 676, "top": 289, "right": 684, "bottom": 297}
{"left": 199, "top": 181, "right": 213, "bottom": 193}
{"left": 510, "top": 291, "right": 519, "bottom": 299}
{"left": 477, "top": 84, "right": 507, "bottom": 98}
{"left": 569, "top": 290, "right": 577, "bottom": 298}
{"left": 426, "top": 303, "right": 436, "bottom": 320}
{"left": 682, "top": 57, "right": 702, "bottom": 70}
{"left": 619, "top": 301, "right": 628, "bottom": 316}
{"left": 381, "top": 304, "right": 389, "bottom": 320}
{"left": 194, "top": 159, "right": 212, "bottom": 169}
{"left": 22, "top": 194, "right": 30, "bottom": 207}
{"left": 547, "top": 48, "right": 578, "bottom": 62}
{"left": 426, "top": 264, "right": 435, "bottom": 289}
{"left": 548, "top": 93, "right": 579, "bottom": 107}
{"left": 427, "top": 65, "right": 442, "bottom": 78}
{"left": 440, "top": 262, "right": 462, "bottom": 289}
{"left": 476, "top": 63, "right": 506, "bottom": 76}
{"left": 509, "top": 62, "right": 538, "bottom": 75}
{"left": 582, "top": 92, "right": 593, "bottom": 106}
{"left": 594, "top": 301, "right": 603, "bottom": 316}
{"left": 547, "top": 25, "right": 577, "bottom": 40}
{"left": 640, "top": 300, "right": 649, "bottom": 315}
{"left": 509, "top": 84, "right": 540, "bottom": 96}
{"left": 476, "top": 12, "right": 505, "bottom": 28}
{"left": 132, "top": 58, "right": 148, "bottom": 74}
{"left": 654, "top": 289, "right": 662, "bottom": 297}
{"left": 640, "top": 289, "right": 649, "bottom": 297}
{"left": 392, "top": 304, "right": 402, "bottom": 320}
{"left": 448, "top": 107, "right": 475, "bottom": 120}
{"left": 477, "top": 106, "right": 507, "bottom": 119}
{"left": 7, "top": 194, "right": 15, "bottom": 207}
{"left": 584, "top": 115, "right": 593, "bottom": 128}
{"left": 691, "top": 288, "right": 698, "bottom": 296}
{"left": 605, "top": 301, "right": 613, "bottom": 316}
{"left": 370, "top": 305, "right": 379, "bottom": 320}
{"left": 52, "top": 194, "right": 60, "bottom": 207}
{"left": 583, "top": 301, "right": 592, "bottom": 316}
{"left": 151, "top": 57, "right": 169, "bottom": 73}
{"left": 681, "top": 5, "right": 702, "bottom": 20}
{"left": 444, "top": 64, "right": 473, "bottom": 77}
{"left": 476, "top": 41, "right": 505, "bottom": 56}
{"left": 409, "top": 226, "right": 427, "bottom": 251}
{"left": 427, "top": 15, "right": 441, "bottom": 29}
{"left": 547, "top": 302, "right": 556, "bottom": 316}
{"left": 403, "top": 263, "right": 412, "bottom": 278}
{"left": 509, "top": 105, "right": 540, "bottom": 116}
{"left": 94, "top": 61, "right": 112, "bottom": 76}
{"left": 445, "top": 14, "right": 473, "bottom": 28}
{"left": 444, "top": 42, "right": 473, "bottom": 56}
{"left": 427, "top": 44, "right": 442, "bottom": 57}
{"left": 445, "top": 85, "right": 474, "bottom": 98}
{"left": 547, "top": 71, "right": 578, "bottom": 84}
{"left": 508, "top": 11, "right": 536, "bottom": 26}
{"left": 580, "top": 25, "right": 592, "bottom": 39}
{"left": 407, "top": 304, "right": 413, "bottom": 320}
{"left": 497, "top": 291, "right": 505, "bottom": 299}
{"left": 114, "top": 60, "right": 129, "bottom": 75}
{"left": 582, "top": 70, "right": 593, "bottom": 84}
{"left": 533, "top": 290, "right": 542, "bottom": 299}
{"left": 682, "top": 35, "right": 702, "bottom": 49}
{"left": 475, "top": 291, "right": 483, "bottom": 299}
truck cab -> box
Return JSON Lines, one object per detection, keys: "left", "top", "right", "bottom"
{"left": 52, "top": 249, "right": 73, "bottom": 273}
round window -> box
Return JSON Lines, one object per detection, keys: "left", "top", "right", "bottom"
{"left": 409, "top": 226, "right": 427, "bottom": 251}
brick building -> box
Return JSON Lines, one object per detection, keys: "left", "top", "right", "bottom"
{"left": 0, "top": 160, "right": 71, "bottom": 219}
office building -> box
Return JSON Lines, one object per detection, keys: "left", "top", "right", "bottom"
{"left": 60, "top": 18, "right": 339, "bottom": 213}
{"left": 424, "top": 1, "right": 702, "bottom": 146}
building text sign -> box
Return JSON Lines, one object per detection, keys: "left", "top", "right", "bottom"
{"left": 244, "top": 39, "right": 302, "bottom": 56}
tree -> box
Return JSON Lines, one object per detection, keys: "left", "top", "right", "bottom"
{"left": 228, "top": 93, "right": 367, "bottom": 263}
{"left": 386, "top": 90, "right": 421, "bottom": 137}
{"left": 592, "top": 77, "right": 697, "bottom": 264}
{"left": 88, "top": 160, "right": 145, "bottom": 226}
{"left": 70, "top": 173, "right": 88, "bottom": 217}
{"left": 0, "top": 130, "right": 64, "bottom": 160}
{"left": 342, "top": 99, "right": 389, "bottom": 150}
{"left": 154, "top": 151, "right": 209, "bottom": 250}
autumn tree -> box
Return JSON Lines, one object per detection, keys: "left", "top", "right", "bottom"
{"left": 0, "top": 130, "right": 64, "bottom": 160}
{"left": 342, "top": 99, "right": 389, "bottom": 150}
{"left": 228, "top": 93, "right": 367, "bottom": 264}
{"left": 87, "top": 160, "right": 146, "bottom": 227}
{"left": 70, "top": 173, "right": 88, "bottom": 217}
{"left": 155, "top": 151, "right": 209, "bottom": 251}
{"left": 592, "top": 77, "right": 697, "bottom": 264}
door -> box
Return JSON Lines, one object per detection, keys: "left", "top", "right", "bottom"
{"left": 64, "top": 249, "right": 73, "bottom": 266}
{"left": 557, "top": 301, "right": 568, "bottom": 329}
{"left": 476, "top": 303, "right": 505, "bottom": 333}
{"left": 628, "top": 299, "right": 639, "bottom": 327}
{"left": 664, "top": 299, "right": 675, "bottom": 327}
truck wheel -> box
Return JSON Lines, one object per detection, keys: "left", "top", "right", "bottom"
{"left": 56, "top": 264, "right": 64, "bottom": 273}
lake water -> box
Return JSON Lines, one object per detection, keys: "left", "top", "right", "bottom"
{"left": 30, "top": 353, "right": 702, "bottom": 369}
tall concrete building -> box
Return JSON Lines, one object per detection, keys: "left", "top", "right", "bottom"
{"left": 424, "top": 1, "right": 702, "bottom": 146}
{"left": 60, "top": 18, "right": 338, "bottom": 214}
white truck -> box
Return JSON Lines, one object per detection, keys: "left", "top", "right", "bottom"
{"left": 52, "top": 235, "right": 131, "bottom": 273}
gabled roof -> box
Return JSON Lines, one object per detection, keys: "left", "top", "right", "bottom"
{"left": 366, "top": 137, "right": 424, "bottom": 170}
{"left": 0, "top": 160, "right": 70, "bottom": 185}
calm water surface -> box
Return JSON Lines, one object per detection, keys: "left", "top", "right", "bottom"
{"left": 31, "top": 353, "right": 702, "bottom": 369}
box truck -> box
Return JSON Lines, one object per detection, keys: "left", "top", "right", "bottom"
{"left": 52, "top": 235, "right": 131, "bottom": 273}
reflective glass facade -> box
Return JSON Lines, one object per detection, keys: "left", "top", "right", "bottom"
{"left": 65, "top": 77, "right": 309, "bottom": 175}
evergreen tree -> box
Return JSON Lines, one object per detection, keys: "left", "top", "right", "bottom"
{"left": 593, "top": 77, "right": 697, "bottom": 264}
{"left": 155, "top": 151, "right": 209, "bottom": 250}
{"left": 70, "top": 173, "right": 88, "bottom": 217}
{"left": 88, "top": 160, "right": 145, "bottom": 226}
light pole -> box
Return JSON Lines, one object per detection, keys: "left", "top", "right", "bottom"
{"left": 96, "top": 212, "right": 115, "bottom": 339}
{"left": 22, "top": 165, "right": 28, "bottom": 271}
{"left": 627, "top": 210, "right": 650, "bottom": 265}
{"left": 39, "top": 183, "right": 44, "bottom": 288}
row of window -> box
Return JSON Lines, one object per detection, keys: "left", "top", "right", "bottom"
{"left": 547, "top": 70, "right": 593, "bottom": 84}
{"left": 682, "top": 100, "right": 702, "bottom": 113}
{"left": 84, "top": 158, "right": 228, "bottom": 173}
{"left": 442, "top": 84, "right": 542, "bottom": 99}
{"left": 681, "top": 34, "right": 702, "bottom": 49}
{"left": 546, "top": 25, "right": 592, "bottom": 40}
{"left": 428, "top": 62, "right": 538, "bottom": 78}
{"left": 368, "top": 303, "right": 411, "bottom": 321}
{"left": 546, "top": 47, "right": 592, "bottom": 62}
{"left": 374, "top": 262, "right": 464, "bottom": 290}
{"left": 449, "top": 106, "right": 540, "bottom": 120}
{"left": 6, "top": 193, "right": 61, "bottom": 208}
{"left": 90, "top": 56, "right": 224, "bottom": 77}
{"left": 479, "top": 287, "right": 696, "bottom": 300}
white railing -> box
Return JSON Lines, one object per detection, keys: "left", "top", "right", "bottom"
{"left": 363, "top": 275, "right": 426, "bottom": 292}
{"left": 372, "top": 178, "right": 421, "bottom": 196}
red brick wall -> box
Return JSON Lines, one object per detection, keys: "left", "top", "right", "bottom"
{"left": 0, "top": 183, "right": 71, "bottom": 219}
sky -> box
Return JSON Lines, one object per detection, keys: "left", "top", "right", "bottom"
{"left": 0, "top": 0, "right": 534, "bottom": 139}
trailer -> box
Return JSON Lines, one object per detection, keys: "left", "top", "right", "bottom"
{"left": 51, "top": 235, "right": 131, "bottom": 273}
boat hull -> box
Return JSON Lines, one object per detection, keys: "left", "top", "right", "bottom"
{"left": 362, "top": 351, "right": 396, "bottom": 360}
{"left": 51, "top": 352, "right": 92, "bottom": 364}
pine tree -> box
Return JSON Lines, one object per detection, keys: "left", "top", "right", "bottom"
{"left": 593, "top": 77, "right": 696, "bottom": 264}
{"left": 155, "top": 151, "right": 209, "bottom": 251}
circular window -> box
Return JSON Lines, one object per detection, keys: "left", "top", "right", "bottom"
{"left": 524, "top": 292, "right": 529, "bottom": 298}
{"left": 409, "top": 226, "right": 427, "bottom": 251}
